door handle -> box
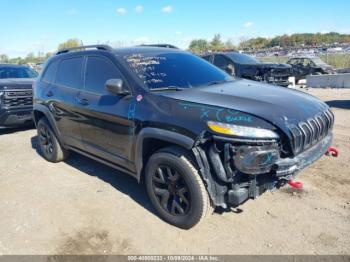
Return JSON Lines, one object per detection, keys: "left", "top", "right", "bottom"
{"left": 76, "top": 98, "right": 89, "bottom": 106}
{"left": 46, "top": 91, "right": 53, "bottom": 97}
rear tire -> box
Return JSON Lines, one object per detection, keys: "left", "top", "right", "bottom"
{"left": 145, "top": 148, "right": 211, "bottom": 229}
{"left": 37, "top": 118, "right": 69, "bottom": 163}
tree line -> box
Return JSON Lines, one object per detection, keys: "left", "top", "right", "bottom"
{"left": 189, "top": 32, "right": 350, "bottom": 53}
{"left": 0, "top": 38, "right": 81, "bottom": 64}
{"left": 1, "top": 33, "right": 350, "bottom": 64}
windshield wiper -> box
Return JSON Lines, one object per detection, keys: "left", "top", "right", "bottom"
{"left": 149, "top": 86, "right": 185, "bottom": 92}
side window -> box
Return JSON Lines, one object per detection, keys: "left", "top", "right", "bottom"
{"left": 56, "top": 57, "right": 84, "bottom": 88}
{"left": 42, "top": 60, "right": 59, "bottom": 83}
{"left": 303, "top": 59, "right": 311, "bottom": 66}
{"left": 202, "top": 55, "right": 211, "bottom": 62}
{"left": 84, "top": 56, "right": 122, "bottom": 94}
{"left": 213, "top": 55, "right": 229, "bottom": 69}
{"left": 288, "top": 59, "right": 296, "bottom": 65}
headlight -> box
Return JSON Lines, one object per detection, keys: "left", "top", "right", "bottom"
{"left": 234, "top": 145, "right": 279, "bottom": 175}
{"left": 207, "top": 121, "right": 279, "bottom": 139}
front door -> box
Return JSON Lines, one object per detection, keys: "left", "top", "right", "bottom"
{"left": 77, "top": 55, "right": 135, "bottom": 170}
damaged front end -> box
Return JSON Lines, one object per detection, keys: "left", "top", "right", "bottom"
{"left": 192, "top": 120, "right": 333, "bottom": 209}
{"left": 254, "top": 65, "right": 292, "bottom": 87}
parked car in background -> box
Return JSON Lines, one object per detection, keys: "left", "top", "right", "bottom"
{"left": 287, "top": 56, "right": 335, "bottom": 81}
{"left": 34, "top": 45, "right": 334, "bottom": 229}
{"left": 202, "top": 52, "right": 292, "bottom": 87}
{"left": 0, "top": 64, "right": 37, "bottom": 128}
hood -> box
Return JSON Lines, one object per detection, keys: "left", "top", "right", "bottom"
{"left": 160, "top": 79, "right": 329, "bottom": 136}
{"left": 0, "top": 78, "right": 34, "bottom": 90}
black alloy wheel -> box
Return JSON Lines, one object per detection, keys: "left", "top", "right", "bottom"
{"left": 152, "top": 165, "right": 191, "bottom": 216}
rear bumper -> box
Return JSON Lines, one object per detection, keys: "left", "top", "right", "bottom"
{"left": 227, "top": 134, "right": 332, "bottom": 206}
{"left": 0, "top": 107, "right": 33, "bottom": 127}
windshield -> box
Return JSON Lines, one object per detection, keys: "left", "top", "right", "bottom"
{"left": 227, "top": 53, "right": 261, "bottom": 65}
{"left": 123, "top": 52, "right": 232, "bottom": 90}
{"left": 311, "top": 57, "right": 329, "bottom": 66}
{"left": 0, "top": 66, "right": 38, "bottom": 79}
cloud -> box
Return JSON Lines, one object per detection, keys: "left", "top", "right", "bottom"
{"left": 116, "top": 8, "right": 127, "bottom": 15}
{"left": 161, "top": 5, "right": 173, "bottom": 13}
{"left": 134, "top": 36, "right": 150, "bottom": 44}
{"left": 135, "top": 5, "right": 143, "bottom": 13}
{"left": 244, "top": 22, "right": 253, "bottom": 28}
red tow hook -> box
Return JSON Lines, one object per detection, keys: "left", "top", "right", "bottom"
{"left": 326, "top": 147, "right": 339, "bottom": 157}
{"left": 288, "top": 179, "right": 303, "bottom": 189}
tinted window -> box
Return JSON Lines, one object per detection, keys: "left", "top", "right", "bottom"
{"left": 213, "top": 55, "right": 229, "bottom": 69}
{"left": 202, "top": 55, "right": 211, "bottom": 62}
{"left": 123, "top": 52, "right": 232, "bottom": 90}
{"left": 0, "top": 67, "right": 38, "bottom": 79}
{"left": 42, "top": 60, "right": 59, "bottom": 83}
{"left": 227, "top": 53, "right": 261, "bottom": 65}
{"left": 85, "top": 56, "right": 121, "bottom": 94}
{"left": 303, "top": 59, "right": 312, "bottom": 66}
{"left": 56, "top": 57, "right": 83, "bottom": 88}
{"left": 288, "top": 59, "right": 297, "bottom": 65}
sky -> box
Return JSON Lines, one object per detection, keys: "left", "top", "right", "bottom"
{"left": 1, "top": 0, "right": 350, "bottom": 57}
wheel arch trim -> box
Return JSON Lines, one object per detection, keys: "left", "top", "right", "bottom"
{"left": 33, "top": 104, "right": 63, "bottom": 146}
{"left": 134, "top": 127, "right": 195, "bottom": 181}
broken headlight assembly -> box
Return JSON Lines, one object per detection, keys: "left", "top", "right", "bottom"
{"left": 207, "top": 121, "right": 280, "bottom": 175}
{"left": 233, "top": 144, "right": 279, "bottom": 175}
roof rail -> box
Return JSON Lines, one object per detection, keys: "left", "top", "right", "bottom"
{"left": 56, "top": 45, "right": 113, "bottom": 55}
{"left": 140, "top": 44, "right": 179, "bottom": 49}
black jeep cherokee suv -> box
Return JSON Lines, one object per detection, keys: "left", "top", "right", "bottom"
{"left": 33, "top": 45, "right": 334, "bottom": 229}
{"left": 0, "top": 64, "right": 38, "bottom": 128}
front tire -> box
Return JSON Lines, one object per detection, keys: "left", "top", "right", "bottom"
{"left": 145, "top": 148, "right": 211, "bottom": 229}
{"left": 37, "top": 118, "right": 69, "bottom": 163}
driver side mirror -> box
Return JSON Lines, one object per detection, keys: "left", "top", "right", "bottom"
{"left": 105, "top": 79, "right": 130, "bottom": 96}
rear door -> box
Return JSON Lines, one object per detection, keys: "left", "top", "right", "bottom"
{"left": 49, "top": 56, "right": 85, "bottom": 149}
{"left": 77, "top": 55, "right": 134, "bottom": 170}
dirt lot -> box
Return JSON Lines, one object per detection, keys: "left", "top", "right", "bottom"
{"left": 0, "top": 88, "right": 349, "bottom": 255}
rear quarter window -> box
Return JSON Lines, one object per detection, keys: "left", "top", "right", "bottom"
{"left": 56, "top": 57, "right": 84, "bottom": 88}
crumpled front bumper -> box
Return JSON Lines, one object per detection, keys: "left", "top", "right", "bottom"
{"left": 227, "top": 133, "right": 333, "bottom": 206}
{"left": 274, "top": 133, "right": 333, "bottom": 177}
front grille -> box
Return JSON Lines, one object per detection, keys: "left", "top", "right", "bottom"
{"left": 289, "top": 109, "right": 334, "bottom": 154}
{"left": 270, "top": 68, "right": 290, "bottom": 77}
{"left": 2, "top": 89, "right": 33, "bottom": 109}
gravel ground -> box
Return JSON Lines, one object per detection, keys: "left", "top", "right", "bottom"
{"left": 0, "top": 88, "right": 349, "bottom": 255}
